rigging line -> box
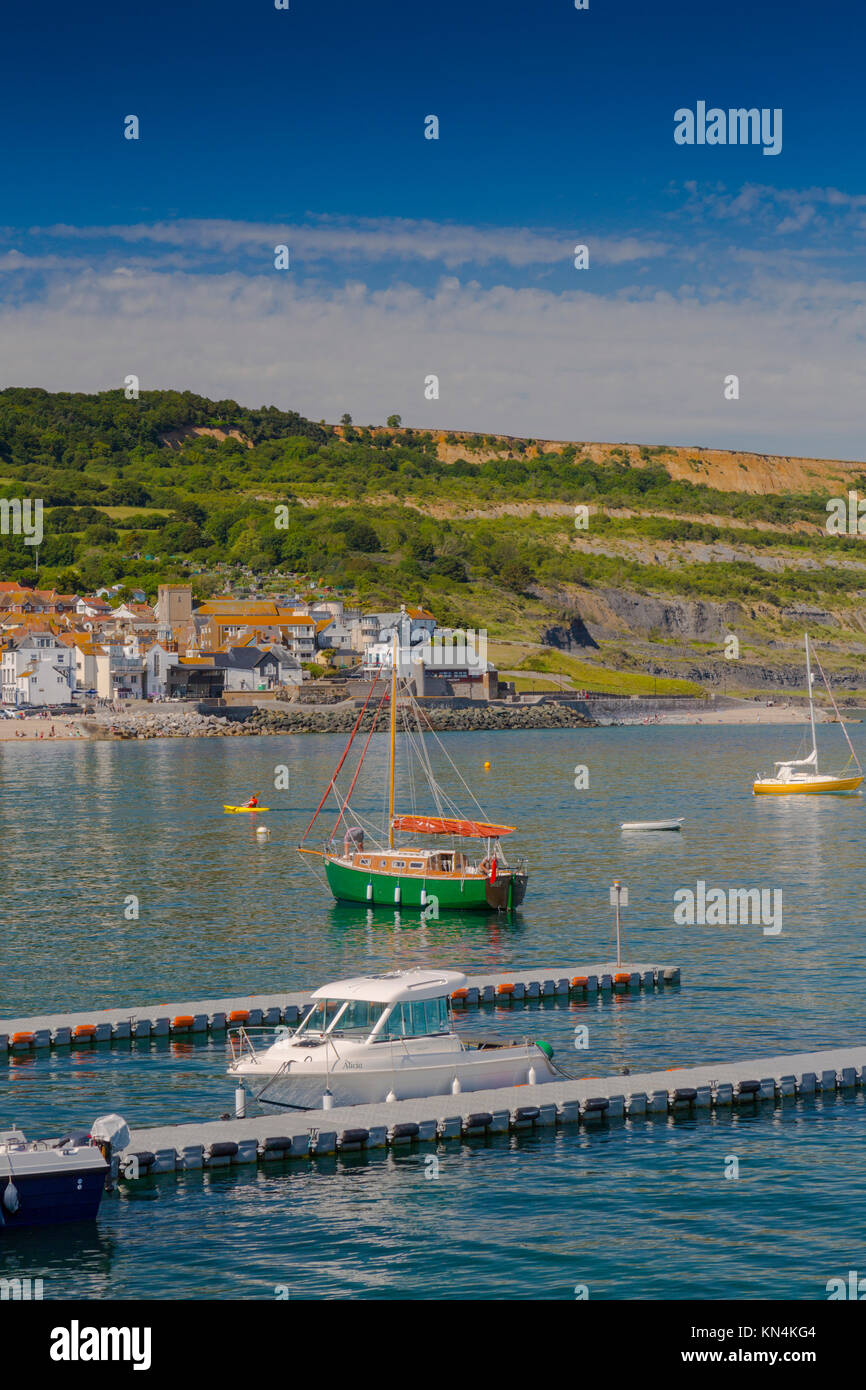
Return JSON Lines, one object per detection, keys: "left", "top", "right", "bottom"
{"left": 406, "top": 702, "right": 449, "bottom": 818}
{"left": 400, "top": 702, "right": 416, "bottom": 816}
{"left": 330, "top": 682, "right": 389, "bottom": 838}
{"left": 411, "top": 696, "right": 492, "bottom": 821}
{"left": 296, "top": 848, "right": 329, "bottom": 891}
{"left": 300, "top": 670, "right": 380, "bottom": 842}
{"left": 812, "top": 651, "right": 863, "bottom": 773}
{"left": 415, "top": 704, "right": 451, "bottom": 820}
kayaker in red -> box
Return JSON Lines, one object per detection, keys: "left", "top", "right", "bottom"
{"left": 245, "top": 794, "right": 259, "bottom": 808}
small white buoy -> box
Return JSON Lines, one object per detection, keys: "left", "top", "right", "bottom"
{"left": 235, "top": 1085, "right": 246, "bottom": 1119}
{"left": 322, "top": 1090, "right": 334, "bottom": 1110}
{"left": 385, "top": 1089, "right": 397, "bottom": 1103}
{"left": 451, "top": 1076, "right": 462, "bottom": 1095}
{"left": 528, "top": 1066, "right": 537, "bottom": 1086}
{"left": 256, "top": 825, "right": 270, "bottom": 840}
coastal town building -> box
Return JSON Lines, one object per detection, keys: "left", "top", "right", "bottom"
{"left": 0, "top": 581, "right": 452, "bottom": 705}
{"left": 1, "top": 633, "right": 76, "bottom": 706}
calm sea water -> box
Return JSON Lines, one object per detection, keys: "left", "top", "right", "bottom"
{"left": 2, "top": 723, "right": 865, "bottom": 1299}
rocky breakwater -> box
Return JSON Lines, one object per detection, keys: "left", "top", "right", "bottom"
{"left": 83, "top": 701, "right": 596, "bottom": 739}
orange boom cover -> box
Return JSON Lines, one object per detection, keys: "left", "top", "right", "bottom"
{"left": 390, "top": 814, "right": 515, "bottom": 838}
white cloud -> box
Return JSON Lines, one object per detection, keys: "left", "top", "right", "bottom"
{"left": 32, "top": 216, "right": 668, "bottom": 269}
{"left": 1, "top": 263, "right": 865, "bottom": 459}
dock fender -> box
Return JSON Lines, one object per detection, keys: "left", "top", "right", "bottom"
{"left": 2, "top": 1178, "right": 20, "bottom": 1214}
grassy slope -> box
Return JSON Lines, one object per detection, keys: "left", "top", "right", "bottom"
{"left": 3, "top": 388, "right": 866, "bottom": 693}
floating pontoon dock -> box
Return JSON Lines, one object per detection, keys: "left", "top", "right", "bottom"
{"left": 0, "top": 962, "right": 679, "bottom": 1053}
{"left": 116, "top": 1044, "right": 866, "bottom": 1175}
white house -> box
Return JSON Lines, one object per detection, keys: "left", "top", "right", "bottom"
{"left": 142, "top": 642, "right": 180, "bottom": 698}
{"left": 1, "top": 634, "right": 76, "bottom": 706}
{"left": 94, "top": 644, "right": 145, "bottom": 700}
{"left": 261, "top": 643, "right": 303, "bottom": 686}
{"left": 76, "top": 595, "right": 113, "bottom": 618}
{"left": 315, "top": 618, "right": 355, "bottom": 651}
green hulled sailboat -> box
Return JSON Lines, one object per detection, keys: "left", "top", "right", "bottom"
{"left": 298, "top": 642, "right": 527, "bottom": 913}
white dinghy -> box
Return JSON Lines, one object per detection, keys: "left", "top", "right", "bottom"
{"left": 621, "top": 817, "right": 684, "bottom": 832}
{"left": 227, "top": 969, "right": 560, "bottom": 1109}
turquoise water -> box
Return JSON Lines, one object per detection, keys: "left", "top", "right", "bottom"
{"left": 2, "top": 724, "right": 866, "bottom": 1299}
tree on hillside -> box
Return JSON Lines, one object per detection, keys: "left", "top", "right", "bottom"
{"left": 387, "top": 414, "right": 402, "bottom": 428}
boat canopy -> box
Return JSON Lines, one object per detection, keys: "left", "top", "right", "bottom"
{"left": 310, "top": 968, "right": 468, "bottom": 1004}
{"left": 391, "top": 814, "right": 515, "bottom": 838}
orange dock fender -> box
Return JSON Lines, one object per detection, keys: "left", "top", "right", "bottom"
{"left": 72, "top": 1024, "right": 97, "bottom": 1039}
{"left": 497, "top": 982, "right": 514, "bottom": 996}
{"left": 228, "top": 1009, "right": 250, "bottom": 1024}
{"left": 172, "top": 1015, "right": 195, "bottom": 1031}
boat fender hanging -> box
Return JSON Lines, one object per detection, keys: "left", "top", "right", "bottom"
{"left": 3, "top": 1179, "right": 20, "bottom": 1214}
{"left": 535, "top": 1039, "right": 555, "bottom": 1061}
{"left": 366, "top": 882, "right": 373, "bottom": 902}
{"left": 420, "top": 889, "right": 427, "bottom": 907}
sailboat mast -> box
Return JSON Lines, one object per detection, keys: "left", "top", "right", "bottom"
{"left": 388, "top": 630, "right": 397, "bottom": 848}
{"left": 805, "top": 632, "right": 818, "bottom": 768}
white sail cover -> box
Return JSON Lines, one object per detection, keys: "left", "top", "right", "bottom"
{"left": 775, "top": 749, "right": 818, "bottom": 769}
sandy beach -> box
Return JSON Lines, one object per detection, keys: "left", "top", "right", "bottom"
{"left": 631, "top": 703, "right": 836, "bottom": 727}
{"left": 0, "top": 716, "right": 87, "bottom": 741}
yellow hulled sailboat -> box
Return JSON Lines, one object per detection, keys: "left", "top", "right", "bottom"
{"left": 753, "top": 634, "right": 863, "bottom": 795}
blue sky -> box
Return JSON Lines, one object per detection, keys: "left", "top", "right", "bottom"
{"left": 2, "top": 0, "right": 866, "bottom": 456}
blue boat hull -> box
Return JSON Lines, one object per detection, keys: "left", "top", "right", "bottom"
{"left": 0, "top": 1168, "right": 106, "bottom": 1230}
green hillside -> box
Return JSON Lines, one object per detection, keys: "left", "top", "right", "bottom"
{"left": 3, "top": 387, "right": 866, "bottom": 695}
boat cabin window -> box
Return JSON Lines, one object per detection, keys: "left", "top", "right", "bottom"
{"left": 359, "top": 857, "right": 370, "bottom": 866}
{"left": 393, "top": 859, "right": 405, "bottom": 869}
{"left": 328, "top": 999, "right": 383, "bottom": 1037}
{"left": 297, "top": 999, "right": 342, "bottom": 1036}
{"left": 409, "top": 860, "right": 424, "bottom": 869}
{"left": 380, "top": 997, "right": 450, "bottom": 1039}
{"left": 428, "top": 852, "right": 466, "bottom": 872}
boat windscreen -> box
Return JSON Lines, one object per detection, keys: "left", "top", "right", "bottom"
{"left": 297, "top": 1000, "right": 342, "bottom": 1035}
{"left": 328, "top": 999, "right": 385, "bottom": 1037}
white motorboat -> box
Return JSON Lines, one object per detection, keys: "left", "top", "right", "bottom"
{"left": 621, "top": 818, "right": 683, "bottom": 831}
{"left": 227, "top": 969, "right": 560, "bottom": 1109}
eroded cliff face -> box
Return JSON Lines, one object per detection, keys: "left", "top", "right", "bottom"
{"left": 425, "top": 431, "right": 864, "bottom": 497}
